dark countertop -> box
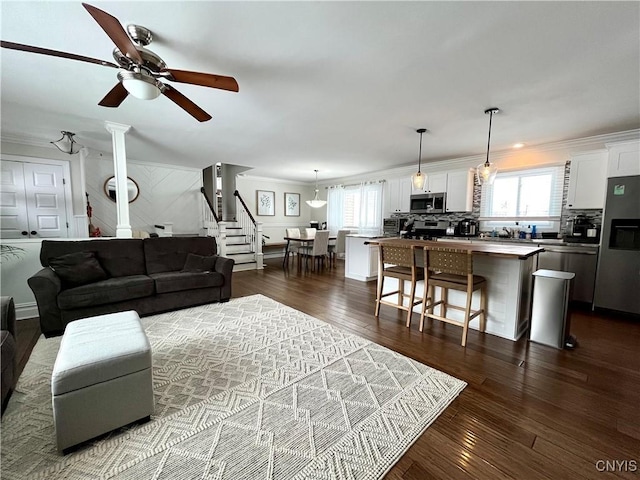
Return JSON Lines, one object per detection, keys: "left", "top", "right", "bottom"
{"left": 371, "top": 238, "right": 544, "bottom": 259}
{"left": 439, "top": 236, "right": 599, "bottom": 248}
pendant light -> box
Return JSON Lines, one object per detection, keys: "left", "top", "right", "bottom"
{"left": 51, "top": 131, "right": 82, "bottom": 155}
{"left": 306, "top": 169, "right": 327, "bottom": 208}
{"left": 411, "top": 128, "right": 427, "bottom": 190}
{"left": 476, "top": 108, "right": 500, "bottom": 185}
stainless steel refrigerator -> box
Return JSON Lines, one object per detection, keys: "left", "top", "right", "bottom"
{"left": 594, "top": 175, "right": 640, "bottom": 315}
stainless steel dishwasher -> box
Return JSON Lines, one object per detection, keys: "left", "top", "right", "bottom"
{"left": 536, "top": 242, "right": 599, "bottom": 304}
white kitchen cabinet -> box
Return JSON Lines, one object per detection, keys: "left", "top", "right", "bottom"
{"left": 445, "top": 169, "right": 474, "bottom": 212}
{"left": 606, "top": 140, "right": 640, "bottom": 177}
{"left": 386, "top": 177, "right": 411, "bottom": 214}
{"left": 412, "top": 172, "right": 447, "bottom": 194}
{"left": 566, "top": 150, "right": 607, "bottom": 209}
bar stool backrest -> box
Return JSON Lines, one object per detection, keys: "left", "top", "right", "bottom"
{"left": 426, "top": 247, "right": 473, "bottom": 276}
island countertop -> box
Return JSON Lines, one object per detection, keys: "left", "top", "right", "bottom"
{"left": 369, "top": 237, "right": 544, "bottom": 260}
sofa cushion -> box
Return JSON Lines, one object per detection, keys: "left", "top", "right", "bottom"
{"left": 41, "top": 239, "right": 146, "bottom": 278}
{"left": 49, "top": 252, "right": 108, "bottom": 288}
{"left": 57, "top": 275, "right": 154, "bottom": 310}
{"left": 150, "top": 271, "right": 224, "bottom": 294}
{"left": 144, "top": 237, "right": 217, "bottom": 274}
{"left": 182, "top": 253, "right": 217, "bottom": 273}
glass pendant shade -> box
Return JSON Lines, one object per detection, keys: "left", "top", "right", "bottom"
{"left": 411, "top": 171, "right": 426, "bottom": 190}
{"left": 476, "top": 108, "right": 500, "bottom": 186}
{"left": 476, "top": 160, "right": 498, "bottom": 185}
{"left": 412, "top": 128, "right": 427, "bottom": 190}
{"left": 306, "top": 170, "right": 327, "bottom": 208}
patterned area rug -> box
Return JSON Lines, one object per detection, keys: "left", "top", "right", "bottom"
{"left": 1, "top": 294, "right": 465, "bottom": 479}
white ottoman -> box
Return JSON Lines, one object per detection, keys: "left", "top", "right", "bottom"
{"left": 51, "top": 311, "right": 154, "bottom": 453}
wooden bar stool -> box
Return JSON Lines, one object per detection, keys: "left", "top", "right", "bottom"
{"left": 374, "top": 243, "right": 424, "bottom": 328}
{"left": 420, "top": 246, "right": 487, "bottom": 347}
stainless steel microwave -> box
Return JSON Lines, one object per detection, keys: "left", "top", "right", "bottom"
{"left": 410, "top": 193, "right": 446, "bottom": 214}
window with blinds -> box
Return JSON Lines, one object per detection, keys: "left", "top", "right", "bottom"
{"left": 479, "top": 165, "right": 565, "bottom": 221}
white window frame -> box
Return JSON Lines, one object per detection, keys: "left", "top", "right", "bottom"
{"left": 479, "top": 164, "right": 565, "bottom": 232}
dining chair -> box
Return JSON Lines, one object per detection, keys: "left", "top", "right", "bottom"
{"left": 328, "top": 229, "right": 351, "bottom": 267}
{"left": 298, "top": 230, "right": 330, "bottom": 271}
{"left": 419, "top": 246, "right": 487, "bottom": 347}
{"left": 305, "top": 228, "right": 317, "bottom": 239}
{"left": 284, "top": 228, "right": 302, "bottom": 267}
{"left": 374, "top": 243, "right": 424, "bottom": 328}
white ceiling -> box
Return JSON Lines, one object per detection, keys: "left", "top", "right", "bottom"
{"left": 1, "top": 1, "right": 639, "bottom": 183}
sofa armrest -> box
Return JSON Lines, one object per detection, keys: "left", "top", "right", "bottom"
{"left": 0, "top": 297, "right": 16, "bottom": 337}
{"left": 214, "top": 256, "right": 235, "bottom": 301}
{"left": 27, "top": 268, "right": 63, "bottom": 337}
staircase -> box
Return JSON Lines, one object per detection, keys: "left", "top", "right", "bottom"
{"left": 224, "top": 223, "right": 260, "bottom": 271}
{"left": 201, "top": 188, "right": 264, "bottom": 272}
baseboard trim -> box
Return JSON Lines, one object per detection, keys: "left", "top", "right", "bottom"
{"left": 16, "top": 302, "right": 38, "bottom": 321}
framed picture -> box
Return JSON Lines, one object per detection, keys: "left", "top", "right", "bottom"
{"left": 284, "top": 192, "right": 300, "bottom": 217}
{"left": 256, "top": 190, "right": 275, "bottom": 216}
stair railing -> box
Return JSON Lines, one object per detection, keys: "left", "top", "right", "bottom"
{"left": 200, "top": 187, "right": 221, "bottom": 252}
{"left": 234, "top": 190, "right": 264, "bottom": 269}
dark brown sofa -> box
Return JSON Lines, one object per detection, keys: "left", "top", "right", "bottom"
{"left": 1, "top": 296, "right": 17, "bottom": 415}
{"left": 28, "top": 237, "right": 234, "bottom": 338}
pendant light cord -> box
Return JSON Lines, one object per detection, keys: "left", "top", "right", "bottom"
{"left": 418, "top": 131, "right": 423, "bottom": 173}
{"left": 485, "top": 110, "right": 494, "bottom": 167}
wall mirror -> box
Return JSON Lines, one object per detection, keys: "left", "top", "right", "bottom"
{"left": 104, "top": 176, "right": 140, "bottom": 203}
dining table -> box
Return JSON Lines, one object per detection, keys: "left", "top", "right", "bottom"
{"left": 282, "top": 233, "right": 336, "bottom": 271}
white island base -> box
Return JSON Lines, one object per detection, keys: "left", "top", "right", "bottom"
{"left": 379, "top": 255, "right": 535, "bottom": 342}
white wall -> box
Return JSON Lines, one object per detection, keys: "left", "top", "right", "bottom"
{"left": 85, "top": 154, "right": 203, "bottom": 236}
{"left": 235, "top": 175, "right": 318, "bottom": 243}
{"left": 0, "top": 239, "right": 43, "bottom": 319}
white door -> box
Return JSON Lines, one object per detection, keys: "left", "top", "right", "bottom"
{"left": 0, "top": 161, "right": 69, "bottom": 239}
{"left": 0, "top": 161, "right": 30, "bottom": 239}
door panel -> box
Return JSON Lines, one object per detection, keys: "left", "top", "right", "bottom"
{"left": 0, "top": 161, "right": 29, "bottom": 238}
{"left": 23, "top": 162, "right": 68, "bottom": 238}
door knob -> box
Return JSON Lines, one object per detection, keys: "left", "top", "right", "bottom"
{"left": 30, "top": 231, "right": 37, "bottom": 235}
{"left": 21, "top": 231, "right": 28, "bottom": 236}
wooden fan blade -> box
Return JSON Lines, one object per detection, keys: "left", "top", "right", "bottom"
{"left": 161, "top": 68, "right": 239, "bottom": 92}
{"left": 99, "top": 83, "right": 129, "bottom": 107}
{"left": 82, "top": 3, "right": 143, "bottom": 64}
{"left": 0, "top": 40, "right": 118, "bottom": 68}
{"left": 162, "top": 85, "right": 212, "bottom": 122}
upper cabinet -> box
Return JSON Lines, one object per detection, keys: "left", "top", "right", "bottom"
{"left": 386, "top": 177, "right": 412, "bottom": 214}
{"left": 566, "top": 150, "right": 608, "bottom": 209}
{"left": 445, "top": 169, "right": 474, "bottom": 212}
{"left": 607, "top": 140, "right": 640, "bottom": 178}
{"left": 412, "top": 172, "right": 447, "bottom": 194}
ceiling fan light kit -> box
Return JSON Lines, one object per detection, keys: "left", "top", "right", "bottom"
{"left": 306, "top": 170, "right": 327, "bottom": 209}
{"left": 51, "top": 131, "right": 82, "bottom": 155}
{"left": 477, "top": 108, "right": 500, "bottom": 186}
{"left": 411, "top": 128, "right": 427, "bottom": 191}
{"left": 0, "top": 3, "right": 238, "bottom": 122}
{"left": 118, "top": 70, "right": 162, "bottom": 100}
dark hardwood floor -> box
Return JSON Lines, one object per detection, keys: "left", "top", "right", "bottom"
{"left": 13, "top": 257, "right": 640, "bottom": 479}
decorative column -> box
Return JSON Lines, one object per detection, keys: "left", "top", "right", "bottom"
{"left": 104, "top": 121, "right": 132, "bottom": 238}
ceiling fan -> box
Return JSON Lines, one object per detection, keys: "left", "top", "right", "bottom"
{"left": 0, "top": 3, "right": 238, "bottom": 122}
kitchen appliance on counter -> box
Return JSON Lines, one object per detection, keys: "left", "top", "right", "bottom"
{"left": 402, "top": 220, "right": 449, "bottom": 240}
{"left": 383, "top": 217, "right": 408, "bottom": 237}
{"left": 409, "top": 193, "right": 446, "bottom": 214}
{"left": 564, "top": 214, "right": 600, "bottom": 244}
{"left": 594, "top": 175, "right": 640, "bottom": 315}
{"left": 458, "top": 218, "right": 478, "bottom": 237}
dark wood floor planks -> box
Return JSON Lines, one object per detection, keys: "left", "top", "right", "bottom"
{"left": 12, "top": 257, "right": 640, "bottom": 479}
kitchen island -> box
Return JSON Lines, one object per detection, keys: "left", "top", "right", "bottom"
{"left": 368, "top": 238, "right": 544, "bottom": 341}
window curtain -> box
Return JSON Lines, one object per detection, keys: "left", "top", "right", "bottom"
{"left": 327, "top": 185, "right": 345, "bottom": 235}
{"left": 357, "top": 181, "right": 384, "bottom": 236}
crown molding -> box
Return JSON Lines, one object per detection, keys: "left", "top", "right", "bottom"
{"left": 237, "top": 174, "right": 316, "bottom": 186}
